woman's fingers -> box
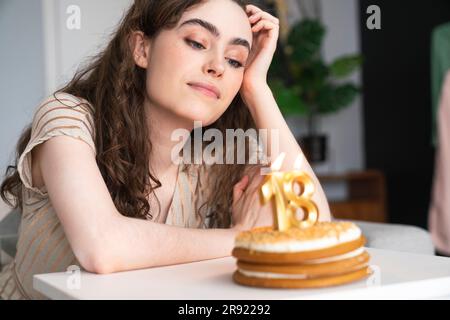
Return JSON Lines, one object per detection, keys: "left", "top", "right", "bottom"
{"left": 245, "top": 4, "right": 263, "bottom": 15}
{"left": 248, "top": 11, "right": 279, "bottom": 26}
{"left": 255, "top": 202, "right": 274, "bottom": 228}
{"left": 234, "top": 172, "right": 264, "bottom": 208}
{"left": 233, "top": 166, "right": 266, "bottom": 207}
{"left": 246, "top": 4, "right": 279, "bottom": 24}
{"left": 231, "top": 168, "right": 272, "bottom": 230}
{"left": 251, "top": 19, "right": 279, "bottom": 33}
{"left": 232, "top": 175, "right": 249, "bottom": 204}
{"left": 244, "top": 166, "right": 264, "bottom": 187}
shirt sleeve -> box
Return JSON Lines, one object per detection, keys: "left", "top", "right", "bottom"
{"left": 17, "top": 92, "right": 96, "bottom": 196}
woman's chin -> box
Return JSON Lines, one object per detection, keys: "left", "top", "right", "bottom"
{"left": 176, "top": 107, "right": 222, "bottom": 126}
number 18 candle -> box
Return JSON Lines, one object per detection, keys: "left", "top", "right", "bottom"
{"left": 260, "top": 153, "right": 319, "bottom": 231}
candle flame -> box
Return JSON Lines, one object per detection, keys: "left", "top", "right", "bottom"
{"left": 271, "top": 153, "right": 286, "bottom": 171}
{"left": 294, "top": 153, "right": 305, "bottom": 170}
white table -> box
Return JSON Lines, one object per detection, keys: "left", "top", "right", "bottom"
{"left": 33, "top": 248, "right": 450, "bottom": 300}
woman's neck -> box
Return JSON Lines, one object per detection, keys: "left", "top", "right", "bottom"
{"left": 145, "top": 100, "right": 193, "bottom": 177}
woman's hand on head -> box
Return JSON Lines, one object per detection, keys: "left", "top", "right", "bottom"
{"left": 240, "top": 4, "right": 279, "bottom": 96}
{"left": 231, "top": 166, "right": 274, "bottom": 231}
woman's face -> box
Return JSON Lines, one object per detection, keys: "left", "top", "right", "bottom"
{"left": 144, "top": 0, "right": 253, "bottom": 126}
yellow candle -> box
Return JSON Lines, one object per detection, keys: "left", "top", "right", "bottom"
{"left": 261, "top": 172, "right": 291, "bottom": 231}
{"left": 260, "top": 153, "right": 319, "bottom": 231}
{"left": 283, "top": 171, "right": 319, "bottom": 229}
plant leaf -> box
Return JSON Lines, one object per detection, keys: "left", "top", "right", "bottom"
{"left": 287, "top": 19, "right": 325, "bottom": 64}
{"left": 317, "top": 83, "right": 360, "bottom": 113}
{"left": 330, "top": 55, "right": 362, "bottom": 78}
{"left": 268, "top": 78, "right": 308, "bottom": 116}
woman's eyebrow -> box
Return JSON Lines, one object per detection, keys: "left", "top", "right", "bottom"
{"left": 178, "top": 18, "right": 251, "bottom": 52}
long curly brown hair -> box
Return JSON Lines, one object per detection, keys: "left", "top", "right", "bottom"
{"left": 0, "top": 0, "right": 263, "bottom": 228}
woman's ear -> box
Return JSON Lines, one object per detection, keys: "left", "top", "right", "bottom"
{"left": 129, "top": 31, "right": 151, "bottom": 69}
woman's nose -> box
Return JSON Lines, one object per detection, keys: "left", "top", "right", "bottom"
{"left": 204, "top": 56, "right": 225, "bottom": 77}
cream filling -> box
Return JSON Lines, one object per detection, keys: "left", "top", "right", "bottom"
{"left": 238, "top": 268, "right": 309, "bottom": 279}
{"left": 300, "top": 247, "right": 365, "bottom": 264}
{"left": 235, "top": 228, "right": 361, "bottom": 252}
{"left": 238, "top": 248, "right": 367, "bottom": 279}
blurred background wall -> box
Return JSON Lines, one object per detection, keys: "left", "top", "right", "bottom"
{"left": 0, "top": 0, "right": 46, "bottom": 219}
{"left": 359, "top": 0, "right": 450, "bottom": 228}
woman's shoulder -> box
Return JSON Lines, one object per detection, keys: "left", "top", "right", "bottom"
{"left": 29, "top": 92, "right": 96, "bottom": 144}
{"left": 16, "top": 92, "right": 97, "bottom": 197}
{"left": 32, "top": 92, "right": 94, "bottom": 124}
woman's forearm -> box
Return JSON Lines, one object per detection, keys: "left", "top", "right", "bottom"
{"left": 246, "top": 84, "right": 302, "bottom": 167}
{"left": 245, "top": 84, "right": 331, "bottom": 221}
{"left": 90, "top": 215, "right": 239, "bottom": 274}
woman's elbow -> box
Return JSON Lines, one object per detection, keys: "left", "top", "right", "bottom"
{"left": 87, "top": 258, "right": 115, "bottom": 275}
{"left": 76, "top": 248, "right": 116, "bottom": 274}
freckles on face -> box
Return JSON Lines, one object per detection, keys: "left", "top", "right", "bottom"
{"left": 144, "top": 0, "right": 253, "bottom": 124}
{"left": 177, "top": 28, "right": 247, "bottom": 98}
{"left": 144, "top": 33, "right": 227, "bottom": 124}
{"left": 157, "top": 31, "right": 243, "bottom": 112}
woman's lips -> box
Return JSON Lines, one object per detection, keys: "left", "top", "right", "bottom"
{"left": 188, "top": 84, "right": 219, "bottom": 99}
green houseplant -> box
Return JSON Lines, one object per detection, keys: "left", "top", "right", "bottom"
{"left": 268, "top": 19, "right": 362, "bottom": 163}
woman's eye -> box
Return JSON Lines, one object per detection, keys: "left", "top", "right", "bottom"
{"left": 186, "top": 39, "right": 205, "bottom": 50}
{"left": 185, "top": 38, "right": 243, "bottom": 69}
{"left": 227, "top": 59, "right": 243, "bottom": 69}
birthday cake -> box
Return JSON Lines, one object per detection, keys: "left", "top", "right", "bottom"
{"left": 231, "top": 221, "right": 372, "bottom": 288}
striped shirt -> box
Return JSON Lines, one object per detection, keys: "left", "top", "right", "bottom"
{"left": 0, "top": 92, "right": 212, "bottom": 299}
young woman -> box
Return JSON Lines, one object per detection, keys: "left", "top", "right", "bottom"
{"left": 0, "top": 0, "right": 331, "bottom": 299}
